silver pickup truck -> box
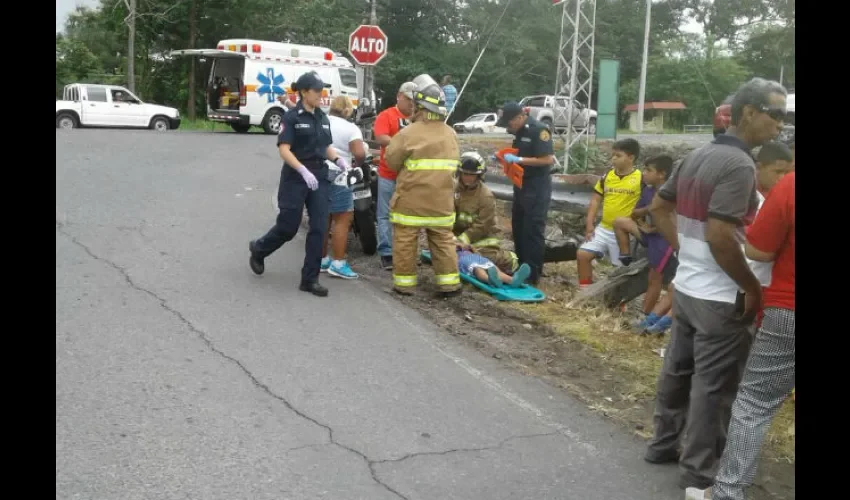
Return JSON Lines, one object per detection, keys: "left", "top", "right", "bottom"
{"left": 518, "top": 94, "right": 597, "bottom": 135}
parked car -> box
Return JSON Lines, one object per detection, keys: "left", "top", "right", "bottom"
{"left": 712, "top": 94, "right": 733, "bottom": 137}
{"left": 56, "top": 83, "right": 181, "bottom": 131}
{"left": 452, "top": 112, "right": 506, "bottom": 134}
{"left": 713, "top": 91, "right": 795, "bottom": 138}
{"left": 518, "top": 94, "right": 597, "bottom": 134}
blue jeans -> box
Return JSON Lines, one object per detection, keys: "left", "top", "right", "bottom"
{"left": 376, "top": 176, "right": 396, "bottom": 257}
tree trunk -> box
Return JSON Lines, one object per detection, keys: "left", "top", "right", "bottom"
{"left": 187, "top": 0, "right": 198, "bottom": 120}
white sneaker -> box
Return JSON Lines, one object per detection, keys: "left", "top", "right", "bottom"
{"left": 684, "top": 487, "right": 711, "bottom": 500}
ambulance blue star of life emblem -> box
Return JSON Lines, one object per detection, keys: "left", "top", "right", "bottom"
{"left": 257, "top": 68, "right": 285, "bottom": 103}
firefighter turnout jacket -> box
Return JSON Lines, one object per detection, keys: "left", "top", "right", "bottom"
{"left": 454, "top": 181, "right": 518, "bottom": 273}
{"left": 385, "top": 120, "right": 460, "bottom": 227}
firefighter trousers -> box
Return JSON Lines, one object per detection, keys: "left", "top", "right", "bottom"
{"left": 476, "top": 246, "right": 518, "bottom": 274}
{"left": 392, "top": 225, "right": 461, "bottom": 293}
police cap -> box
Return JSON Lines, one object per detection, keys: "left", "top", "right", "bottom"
{"left": 495, "top": 101, "right": 524, "bottom": 127}
{"left": 293, "top": 72, "right": 325, "bottom": 92}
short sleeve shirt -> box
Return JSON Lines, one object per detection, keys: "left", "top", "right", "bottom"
{"left": 511, "top": 117, "right": 554, "bottom": 178}
{"left": 592, "top": 169, "right": 643, "bottom": 230}
{"left": 659, "top": 134, "right": 759, "bottom": 304}
{"left": 328, "top": 115, "right": 363, "bottom": 165}
{"left": 374, "top": 106, "right": 409, "bottom": 181}
{"left": 277, "top": 102, "right": 333, "bottom": 167}
{"left": 747, "top": 172, "right": 795, "bottom": 311}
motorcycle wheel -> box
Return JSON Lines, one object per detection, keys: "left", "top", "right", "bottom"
{"left": 354, "top": 209, "right": 378, "bottom": 255}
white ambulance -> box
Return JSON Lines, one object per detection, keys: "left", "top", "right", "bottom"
{"left": 171, "top": 39, "right": 369, "bottom": 134}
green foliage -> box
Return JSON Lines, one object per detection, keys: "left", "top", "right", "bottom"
{"left": 619, "top": 55, "right": 749, "bottom": 125}
{"left": 55, "top": 0, "right": 793, "bottom": 124}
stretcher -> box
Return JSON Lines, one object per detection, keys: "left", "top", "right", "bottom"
{"left": 419, "top": 250, "right": 546, "bottom": 303}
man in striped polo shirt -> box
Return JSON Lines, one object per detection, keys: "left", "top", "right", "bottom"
{"left": 643, "top": 77, "right": 788, "bottom": 492}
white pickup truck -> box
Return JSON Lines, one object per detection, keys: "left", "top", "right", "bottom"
{"left": 518, "top": 94, "right": 597, "bottom": 135}
{"left": 56, "top": 83, "right": 181, "bottom": 131}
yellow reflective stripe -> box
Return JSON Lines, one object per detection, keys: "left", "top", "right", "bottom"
{"left": 393, "top": 274, "right": 417, "bottom": 287}
{"left": 458, "top": 232, "right": 471, "bottom": 244}
{"left": 509, "top": 251, "right": 519, "bottom": 272}
{"left": 390, "top": 212, "right": 456, "bottom": 227}
{"left": 404, "top": 158, "right": 460, "bottom": 171}
{"left": 457, "top": 212, "right": 475, "bottom": 223}
{"left": 472, "top": 237, "right": 500, "bottom": 248}
{"left": 435, "top": 273, "right": 460, "bottom": 286}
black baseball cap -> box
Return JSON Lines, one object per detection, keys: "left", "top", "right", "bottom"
{"left": 293, "top": 72, "right": 325, "bottom": 91}
{"left": 496, "top": 101, "right": 524, "bottom": 127}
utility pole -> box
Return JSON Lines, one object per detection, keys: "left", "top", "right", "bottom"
{"left": 636, "top": 0, "right": 651, "bottom": 133}
{"left": 187, "top": 0, "right": 198, "bottom": 120}
{"left": 779, "top": 65, "right": 784, "bottom": 86}
{"left": 365, "top": 0, "right": 377, "bottom": 107}
{"left": 126, "top": 0, "right": 136, "bottom": 93}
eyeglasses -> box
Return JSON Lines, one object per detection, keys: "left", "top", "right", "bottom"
{"left": 758, "top": 104, "right": 787, "bottom": 122}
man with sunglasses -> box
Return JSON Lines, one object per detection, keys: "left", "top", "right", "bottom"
{"left": 644, "top": 77, "right": 787, "bottom": 494}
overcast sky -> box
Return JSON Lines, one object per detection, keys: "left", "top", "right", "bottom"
{"left": 56, "top": 0, "right": 100, "bottom": 33}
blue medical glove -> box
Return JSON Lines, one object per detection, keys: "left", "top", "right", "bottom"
{"left": 504, "top": 153, "right": 522, "bottom": 164}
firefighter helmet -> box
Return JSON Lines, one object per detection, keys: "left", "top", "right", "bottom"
{"left": 411, "top": 74, "right": 446, "bottom": 116}
{"left": 459, "top": 151, "right": 486, "bottom": 175}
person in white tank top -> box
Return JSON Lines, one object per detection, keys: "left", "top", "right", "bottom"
{"left": 322, "top": 96, "right": 367, "bottom": 279}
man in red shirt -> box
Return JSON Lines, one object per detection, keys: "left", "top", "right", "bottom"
{"left": 373, "top": 81, "right": 416, "bottom": 269}
{"left": 712, "top": 171, "right": 795, "bottom": 500}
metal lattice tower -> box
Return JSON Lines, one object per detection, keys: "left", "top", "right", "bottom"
{"left": 553, "top": 0, "right": 597, "bottom": 173}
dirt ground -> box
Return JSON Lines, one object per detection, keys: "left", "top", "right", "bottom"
{"left": 335, "top": 197, "right": 795, "bottom": 500}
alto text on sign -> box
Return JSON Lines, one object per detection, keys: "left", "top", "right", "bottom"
{"left": 348, "top": 25, "right": 388, "bottom": 66}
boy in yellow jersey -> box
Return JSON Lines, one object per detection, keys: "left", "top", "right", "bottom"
{"left": 577, "top": 138, "right": 642, "bottom": 288}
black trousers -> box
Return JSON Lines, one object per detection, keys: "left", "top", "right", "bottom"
{"left": 511, "top": 174, "right": 552, "bottom": 283}
{"left": 252, "top": 164, "right": 330, "bottom": 285}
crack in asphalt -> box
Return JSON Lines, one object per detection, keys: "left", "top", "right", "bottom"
{"left": 57, "top": 221, "right": 558, "bottom": 500}
{"left": 371, "top": 432, "right": 559, "bottom": 466}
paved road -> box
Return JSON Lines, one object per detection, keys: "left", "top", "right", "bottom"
{"left": 57, "top": 130, "right": 686, "bottom": 500}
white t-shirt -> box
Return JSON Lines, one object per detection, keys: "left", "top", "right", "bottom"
{"left": 746, "top": 191, "right": 774, "bottom": 286}
{"left": 328, "top": 115, "right": 363, "bottom": 165}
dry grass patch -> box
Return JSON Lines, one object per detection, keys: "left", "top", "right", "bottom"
{"left": 503, "top": 260, "right": 795, "bottom": 462}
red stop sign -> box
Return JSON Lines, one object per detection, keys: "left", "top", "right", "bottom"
{"left": 348, "top": 25, "right": 388, "bottom": 66}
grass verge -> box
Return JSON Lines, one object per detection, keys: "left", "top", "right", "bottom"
{"left": 505, "top": 260, "right": 795, "bottom": 462}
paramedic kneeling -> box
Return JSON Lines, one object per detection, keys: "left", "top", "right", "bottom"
{"left": 248, "top": 71, "right": 350, "bottom": 297}
{"left": 495, "top": 101, "right": 555, "bottom": 285}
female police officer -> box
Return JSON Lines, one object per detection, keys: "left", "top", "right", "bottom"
{"left": 248, "top": 71, "right": 350, "bottom": 297}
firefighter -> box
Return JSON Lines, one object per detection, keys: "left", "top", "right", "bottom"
{"left": 454, "top": 151, "right": 518, "bottom": 274}
{"left": 384, "top": 74, "right": 462, "bottom": 297}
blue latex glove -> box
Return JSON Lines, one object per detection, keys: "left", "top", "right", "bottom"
{"left": 334, "top": 156, "right": 350, "bottom": 172}
{"left": 504, "top": 153, "right": 521, "bottom": 164}
{"left": 294, "top": 165, "right": 319, "bottom": 191}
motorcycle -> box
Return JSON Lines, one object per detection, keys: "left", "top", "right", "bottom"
{"left": 350, "top": 153, "right": 379, "bottom": 255}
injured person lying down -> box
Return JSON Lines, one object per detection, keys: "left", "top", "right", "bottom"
{"left": 457, "top": 245, "right": 531, "bottom": 288}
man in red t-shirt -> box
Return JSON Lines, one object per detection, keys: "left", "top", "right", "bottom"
{"left": 373, "top": 81, "right": 416, "bottom": 269}
{"left": 713, "top": 171, "right": 795, "bottom": 500}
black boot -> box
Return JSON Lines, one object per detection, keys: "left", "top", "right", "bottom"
{"left": 248, "top": 241, "right": 265, "bottom": 275}
{"left": 299, "top": 282, "right": 329, "bottom": 297}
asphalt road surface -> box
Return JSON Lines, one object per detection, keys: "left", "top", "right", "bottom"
{"left": 57, "top": 129, "right": 687, "bottom": 500}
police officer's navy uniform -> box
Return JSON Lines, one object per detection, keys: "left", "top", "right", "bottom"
{"left": 249, "top": 73, "right": 334, "bottom": 295}
{"left": 497, "top": 105, "right": 554, "bottom": 284}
